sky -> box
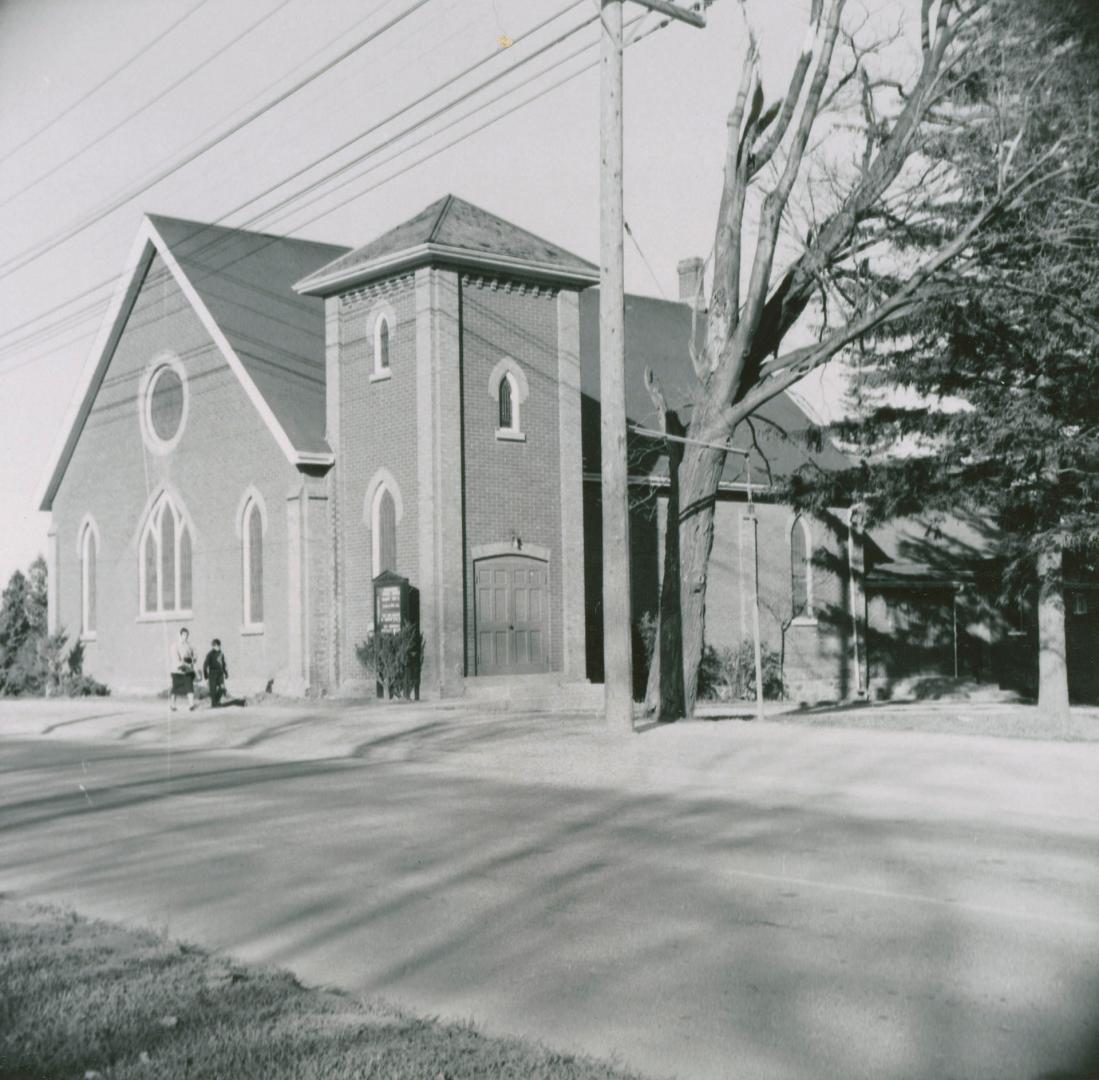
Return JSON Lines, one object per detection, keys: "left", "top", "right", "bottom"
{"left": 0, "top": 0, "right": 901, "bottom": 583}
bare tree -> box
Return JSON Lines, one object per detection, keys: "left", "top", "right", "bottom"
{"left": 645, "top": 0, "right": 1061, "bottom": 719}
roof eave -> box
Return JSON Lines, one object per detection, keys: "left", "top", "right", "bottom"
{"left": 294, "top": 242, "right": 599, "bottom": 296}
{"left": 37, "top": 222, "right": 159, "bottom": 512}
{"left": 38, "top": 215, "right": 332, "bottom": 511}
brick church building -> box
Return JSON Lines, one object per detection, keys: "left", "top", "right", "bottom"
{"left": 39, "top": 195, "right": 1093, "bottom": 703}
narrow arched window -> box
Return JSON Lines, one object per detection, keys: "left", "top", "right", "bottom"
{"left": 498, "top": 374, "right": 514, "bottom": 430}
{"left": 791, "top": 515, "right": 812, "bottom": 619}
{"left": 81, "top": 525, "right": 97, "bottom": 637}
{"left": 139, "top": 493, "right": 193, "bottom": 616}
{"left": 373, "top": 314, "right": 391, "bottom": 377}
{"left": 179, "top": 524, "right": 193, "bottom": 611}
{"left": 161, "top": 505, "right": 177, "bottom": 611}
{"left": 242, "top": 499, "right": 264, "bottom": 628}
{"left": 374, "top": 487, "right": 397, "bottom": 577}
{"left": 489, "top": 358, "right": 527, "bottom": 441}
{"left": 143, "top": 529, "right": 158, "bottom": 613}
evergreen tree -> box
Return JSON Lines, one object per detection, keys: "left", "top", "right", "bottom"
{"left": 790, "top": 0, "right": 1099, "bottom": 716}
{"left": 644, "top": 0, "right": 1066, "bottom": 719}
{"left": 0, "top": 569, "right": 32, "bottom": 693}
{"left": 0, "top": 557, "right": 51, "bottom": 695}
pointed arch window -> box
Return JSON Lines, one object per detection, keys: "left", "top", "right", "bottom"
{"left": 791, "top": 515, "right": 814, "bottom": 620}
{"left": 139, "top": 494, "right": 193, "bottom": 617}
{"left": 80, "top": 522, "right": 98, "bottom": 639}
{"left": 370, "top": 310, "right": 394, "bottom": 381}
{"left": 498, "top": 373, "right": 515, "bottom": 431}
{"left": 374, "top": 486, "right": 397, "bottom": 578}
{"left": 377, "top": 318, "right": 390, "bottom": 370}
{"left": 242, "top": 497, "right": 264, "bottom": 630}
{"left": 488, "top": 357, "right": 529, "bottom": 442}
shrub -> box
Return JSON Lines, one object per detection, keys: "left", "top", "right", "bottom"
{"left": 698, "top": 641, "right": 784, "bottom": 702}
{"left": 356, "top": 625, "right": 426, "bottom": 700}
{"left": 7, "top": 632, "right": 111, "bottom": 698}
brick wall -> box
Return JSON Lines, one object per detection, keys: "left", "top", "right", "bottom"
{"left": 586, "top": 484, "right": 861, "bottom": 703}
{"left": 331, "top": 275, "right": 419, "bottom": 685}
{"left": 459, "top": 275, "right": 564, "bottom": 675}
{"left": 51, "top": 254, "right": 302, "bottom": 694}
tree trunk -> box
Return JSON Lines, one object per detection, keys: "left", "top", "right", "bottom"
{"left": 646, "top": 403, "right": 729, "bottom": 718}
{"left": 1037, "top": 545, "right": 1071, "bottom": 721}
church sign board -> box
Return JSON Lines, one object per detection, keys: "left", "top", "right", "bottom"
{"left": 373, "top": 571, "right": 411, "bottom": 636}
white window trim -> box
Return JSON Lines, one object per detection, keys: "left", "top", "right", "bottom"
{"left": 487, "top": 356, "right": 530, "bottom": 442}
{"left": 363, "top": 467, "right": 405, "bottom": 578}
{"left": 137, "top": 493, "right": 194, "bottom": 621}
{"left": 138, "top": 352, "right": 189, "bottom": 455}
{"left": 78, "top": 516, "right": 100, "bottom": 641}
{"left": 240, "top": 494, "right": 266, "bottom": 634}
{"left": 791, "top": 515, "right": 816, "bottom": 625}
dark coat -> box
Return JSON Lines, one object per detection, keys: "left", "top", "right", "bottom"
{"left": 203, "top": 649, "right": 228, "bottom": 684}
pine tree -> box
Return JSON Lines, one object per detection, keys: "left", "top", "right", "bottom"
{"left": 789, "top": 0, "right": 1099, "bottom": 717}
{"left": 644, "top": 0, "right": 1066, "bottom": 719}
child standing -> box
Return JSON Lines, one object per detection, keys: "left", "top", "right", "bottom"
{"left": 203, "top": 639, "right": 246, "bottom": 707}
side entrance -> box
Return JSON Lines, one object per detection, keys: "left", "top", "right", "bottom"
{"left": 474, "top": 554, "right": 550, "bottom": 675}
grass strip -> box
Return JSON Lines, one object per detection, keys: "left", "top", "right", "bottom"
{"left": 0, "top": 899, "right": 648, "bottom": 1080}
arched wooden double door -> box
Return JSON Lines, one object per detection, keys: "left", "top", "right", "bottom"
{"left": 474, "top": 555, "right": 549, "bottom": 675}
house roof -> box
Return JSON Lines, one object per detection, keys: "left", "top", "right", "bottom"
{"left": 38, "top": 216, "right": 348, "bottom": 510}
{"left": 577, "top": 290, "right": 854, "bottom": 487}
{"left": 295, "top": 194, "right": 599, "bottom": 295}
{"left": 148, "top": 215, "right": 348, "bottom": 455}
{"left": 864, "top": 513, "right": 1000, "bottom": 587}
{"left": 40, "top": 203, "right": 851, "bottom": 513}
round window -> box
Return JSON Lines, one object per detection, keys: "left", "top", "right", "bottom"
{"left": 148, "top": 366, "right": 184, "bottom": 443}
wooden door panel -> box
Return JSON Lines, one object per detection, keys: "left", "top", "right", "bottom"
{"left": 474, "top": 556, "right": 550, "bottom": 675}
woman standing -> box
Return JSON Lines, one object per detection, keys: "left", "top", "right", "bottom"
{"left": 169, "top": 626, "right": 198, "bottom": 711}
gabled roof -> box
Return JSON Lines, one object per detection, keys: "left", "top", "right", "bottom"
{"left": 577, "top": 290, "right": 854, "bottom": 487}
{"left": 149, "top": 216, "right": 348, "bottom": 454}
{"left": 865, "top": 513, "right": 1000, "bottom": 587}
{"left": 38, "top": 216, "right": 348, "bottom": 510}
{"left": 295, "top": 194, "right": 599, "bottom": 295}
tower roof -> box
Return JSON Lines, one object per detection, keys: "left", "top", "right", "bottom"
{"left": 294, "top": 194, "right": 598, "bottom": 295}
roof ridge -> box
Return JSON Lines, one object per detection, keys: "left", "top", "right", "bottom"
{"left": 427, "top": 193, "right": 454, "bottom": 244}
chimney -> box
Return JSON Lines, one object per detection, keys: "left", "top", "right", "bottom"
{"left": 677, "top": 256, "right": 706, "bottom": 310}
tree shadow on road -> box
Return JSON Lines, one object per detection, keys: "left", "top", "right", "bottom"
{"left": 1, "top": 740, "right": 1098, "bottom": 1080}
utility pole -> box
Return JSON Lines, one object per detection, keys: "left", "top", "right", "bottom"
{"left": 599, "top": 0, "right": 706, "bottom": 732}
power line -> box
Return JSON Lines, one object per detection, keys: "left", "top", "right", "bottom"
{"left": 0, "top": 7, "right": 674, "bottom": 375}
{"left": 0, "top": 0, "right": 589, "bottom": 352}
{"left": 0, "top": 0, "right": 438, "bottom": 281}
{"left": 215, "top": 8, "right": 599, "bottom": 242}
{"left": 0, "top": 13, "right": 601, "bottom": 367}
{"left": 0, "top": 0, "right": 212, "bottom": 168}
{"left": 197, "top": 0, "right": 592, "bottom": 250}
{"left": 0, "top": 0, "right": 299, "bottom": 212}
{"left": 624, "top": 219, "right": 668, "bottom": 298}
{"left": 0, "top": 0, "right": 464, "bottom": 352}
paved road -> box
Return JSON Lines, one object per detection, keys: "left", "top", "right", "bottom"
{"left": 2, "top": 711, "right": 1098, "bottom": 1080}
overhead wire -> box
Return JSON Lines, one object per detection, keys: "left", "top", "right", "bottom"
{"left": 0, "top": 0, "right": 466, "bottom": 351}
{"left": 0, "top": 6, "right": 680, "bottom": 375}
{"left": 0, "top": 11, "right": 604, "bottom": 369}
{"left": 279, "top": 9, "right": 673, "bottom": 240}
{"left": 0, "top": 0, "right": 212, "bottom": 168}
{"left": 0, "top": 0, "right": 439, "bottom": 281}
{"left": 0, "top": 0, "right": 300, "bottom": 212}
{"left": 0, "top": 0, "right": 592, "bottom": 356}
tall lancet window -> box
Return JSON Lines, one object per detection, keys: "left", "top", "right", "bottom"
{"left": 791, "top": 515, "right": 813, "bottom": 619}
